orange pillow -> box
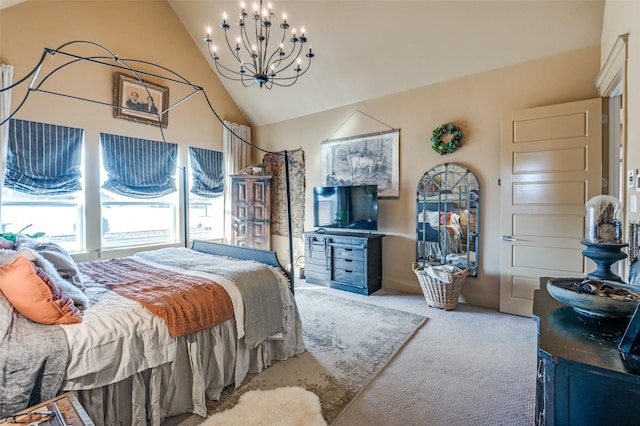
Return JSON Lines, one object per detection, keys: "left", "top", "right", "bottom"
{"left": 0, "top": 256, "right": 81, "bottom": 325}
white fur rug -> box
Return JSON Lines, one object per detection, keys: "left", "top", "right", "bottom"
{"left": 200, "top": 387, "right": 327, "bottom": 426}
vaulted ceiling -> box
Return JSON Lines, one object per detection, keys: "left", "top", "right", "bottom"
{"left": 2, "top": 1, "right": 605, "bottom": 126}
{"left": 169, "top": 1, "right": 604, "bottom": 126}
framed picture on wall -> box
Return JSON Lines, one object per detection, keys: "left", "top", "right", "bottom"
{"left": 321, "top": 129, "right": 400, "bottom": 198}
{"left": 113, "top": 72, "right": 169, "bottom": 128}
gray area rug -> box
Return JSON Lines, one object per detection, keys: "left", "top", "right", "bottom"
{"left": 207, "top": 287, "right": 427, "bottom": 423}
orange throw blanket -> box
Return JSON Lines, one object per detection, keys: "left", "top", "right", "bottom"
{"left": 79, "top": 257, "right": 234, "bottom": 337}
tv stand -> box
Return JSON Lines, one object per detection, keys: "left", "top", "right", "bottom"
{"left": 303, "top": 230, "right": 384, "bottom": 295}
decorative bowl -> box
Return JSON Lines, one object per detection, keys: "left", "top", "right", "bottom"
{"left": 546, "top": 278, "right": 640, "bottom": 317}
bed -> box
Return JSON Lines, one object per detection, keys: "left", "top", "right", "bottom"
{"left": 0, "top": 239, "right": 304, "bottom": 425}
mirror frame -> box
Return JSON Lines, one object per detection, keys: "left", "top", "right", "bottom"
{"left": 416, "top": 163, "right": 479, "bottom": 276}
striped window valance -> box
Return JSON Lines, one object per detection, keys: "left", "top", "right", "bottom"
{"left": 189, "top": 146, "right": 224, "bottom": 198}
{"left": 100, "top": 133, "right": 177, "bottom": 199}
{"left": 5, "top": 119, "right": 83, "bottom": 195}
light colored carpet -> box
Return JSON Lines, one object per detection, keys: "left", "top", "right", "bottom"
{"left": 330, "top": 287, "right": 537, "bottom": 426}
{"left": 205, "top": 286, "right": 427, "bottom": 424}
{"left": 165, "top": 283, "right": 536, "bottom": 426}
{"left": 200, "top": 387, "right": 326, "bottom": 426}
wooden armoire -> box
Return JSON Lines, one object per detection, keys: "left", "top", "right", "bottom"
{"left": 230, "top": 174, "right": 271, "bottom": 249}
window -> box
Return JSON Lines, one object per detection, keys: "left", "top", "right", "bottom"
{"left": 100, "top": 189, "right": 178, "bottom": 248}
{"left": 1, "top": 189, "right": 84, "bottom": 252}
{"left": 188, "top": 147, "right": 225, "bottom": 241}
{"left": 99, "top": 133, "right": 179, "bottom": 249}
{"left": 1, "top": 119, "right": 84, "bottom": 252}
{"left": 188, "top": 193, "right": 224, "bottom": 241}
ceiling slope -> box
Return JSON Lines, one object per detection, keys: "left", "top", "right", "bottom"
{"left": 4, "top": 0, "right": 603, "bottom": 126}
{"left": 170, "top": 0, "right": 603, "bottom": 126}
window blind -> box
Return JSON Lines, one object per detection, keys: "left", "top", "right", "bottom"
{"left": 189, "top": 146, "right": 224, "bottom": 198}
{"left": 100, "top": 133, "right": 177, "bottom": 198}
{"left": 5, "top": 119, "right": 83, "bottom": 195}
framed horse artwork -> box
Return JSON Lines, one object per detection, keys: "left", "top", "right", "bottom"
{"left": 321, "top": 129, "right": 399, "bottom": 198}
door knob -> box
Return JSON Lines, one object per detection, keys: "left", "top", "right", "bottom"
{"left": 502, "top": 235, "right": 518, "bottom": 242}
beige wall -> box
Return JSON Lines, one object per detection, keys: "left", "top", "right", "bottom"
{"left": 0, "top": 1, "right": 613, "bottom": 309}
{"left": 256, "top": 46, "right": 601, "bottom": 308}
{"left": 0, "top": 1, "right": 246, "bottom": 258}
{"left": 601, "top": 1, "right": 640, "bottom": 227}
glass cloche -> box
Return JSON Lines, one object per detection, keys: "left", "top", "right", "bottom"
{"left": 585, "top": 195, "right": 623, "bottom": 244}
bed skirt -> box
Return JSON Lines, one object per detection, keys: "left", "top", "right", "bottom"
{"left": 74, "top": 302, "right": 304, "bottom": 426}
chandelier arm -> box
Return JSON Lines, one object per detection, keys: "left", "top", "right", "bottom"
{"left": 276, "top": 25, "right": 288, "bottom": 50}
{"left": 243, "top": 23, "right": 257, "bottom": 67}
{"left": 271, "top": 58, "right": 312, "bottom": 83}
{"left": 223, "top": 30, "right": 244, "bottom": 67}
{"left": 252, "top": 17, "right": 264, "bottom": 72}
{"left": 238, "top": 20, "right": 255, "bottom": 70}
{"left": 269, "top": 73, "right": 299, "bottom": 88}
{"left": 265, "top": 52, "right": 282, "bottom": 73}
{"left": 213, "top": 60, "right": 244, "bottom": 76}
{"left": 216, "top": 55, "right": 258, "bottom": 76}
{"left": 214, "top": 61, "right": 256, "bottom": 83}
{"left": 261, "top": 26, "right": 273, "bottom": 75}
{"left": 271, "top": 42, "right": 305, "bottom": 74}
{"left": 265, "top": 25, "right": 289, "bottom": 72}
{"left": 268, "top": 50, "right": 293, "bottom": 72}
{"left": 240, "top": 74, "right": 256, "bottom": 87}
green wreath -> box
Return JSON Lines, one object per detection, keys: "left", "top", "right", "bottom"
{"left": 431, "top": 123, "right": 463, "bottom": 155}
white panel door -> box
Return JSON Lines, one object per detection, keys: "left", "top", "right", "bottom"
{"left": 500, "top": 98, "right": 603, "bottom": 316}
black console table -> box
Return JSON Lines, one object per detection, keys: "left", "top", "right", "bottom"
{"left": 303, "top": 230, "right": 383, "bottom": 295}
{"left": 533, "top": 278, "right": 640, "bottom": 425}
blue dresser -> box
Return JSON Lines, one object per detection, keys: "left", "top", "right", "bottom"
{"left": 303, "top": 231, "right": 383, "bottom": 295}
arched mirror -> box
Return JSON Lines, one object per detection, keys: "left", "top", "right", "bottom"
{"left": 416, "top": 163, "right": 479, "bottom": 276}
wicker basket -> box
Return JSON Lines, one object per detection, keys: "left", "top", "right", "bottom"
{"left": 412, "top": 261, "right": 470, "bottom": 311}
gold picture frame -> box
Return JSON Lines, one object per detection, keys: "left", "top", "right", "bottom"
{"left": 113, "top": 72, "right": 169, "bottom": 128}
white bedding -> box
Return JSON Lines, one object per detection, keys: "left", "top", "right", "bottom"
{"left": 59, "top": 248, "right": 304, "bottom": 426}
{"left": 61, "top": 289, "right": 176, "bottom": 390}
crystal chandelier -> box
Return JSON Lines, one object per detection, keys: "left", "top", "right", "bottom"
{"left": 204, "top": 1, "right": 314, "bottom": 89}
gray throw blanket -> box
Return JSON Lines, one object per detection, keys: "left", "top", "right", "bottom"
{"left": 0, "top": 292, "right": 70, "bottom": 417}
{"left": 134, "top": 247, "right": 287, "bottom": 349}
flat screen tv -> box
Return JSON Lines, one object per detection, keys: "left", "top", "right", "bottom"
{"left": 313, "top": 185, "right": 378, "bottom": 231}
